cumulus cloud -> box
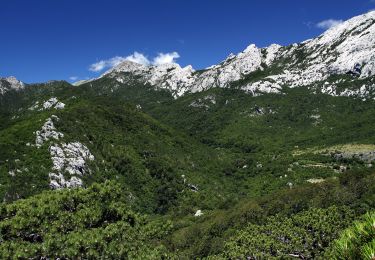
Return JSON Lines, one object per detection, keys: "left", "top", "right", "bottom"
{"left": 89, "top": 56, "right": 127, "bottom": 72}
{"left": 69, "top": 76, "right": 78, "bottom": 81}
{"left": 125, "top": 52, "right": 150, "bottom": 66}
{"left": 153, "top": 52, "right": 180, "bottom": 66}
{"left": 89, "top": 61, "right": 106, "bottom": 72}
{"left": 89, "top": 51, "right": 180, "bottom": 72}
{"left": 316, "top": 19, "right": 343, "bottom": 30}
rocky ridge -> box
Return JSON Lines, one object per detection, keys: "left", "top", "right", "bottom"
{"left": 2, "top": 12, "right": 375, "bottom": 100}
{"left": 93, "top": 11, "right": 375, "bottom": 99}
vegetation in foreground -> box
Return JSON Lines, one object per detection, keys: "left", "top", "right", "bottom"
{"left": 0, "top": 169, "right": 374, "bottom": 258}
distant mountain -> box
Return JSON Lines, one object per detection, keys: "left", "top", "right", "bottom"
{"left": 72, "top": 10, "right": 375, "bottom": 99}
{"left": 4, "top": 11, "right": 375, "bottom": 100}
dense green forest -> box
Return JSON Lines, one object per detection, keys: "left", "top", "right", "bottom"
{"left": 0, "top": 74, "right": 374, "bottom": 258}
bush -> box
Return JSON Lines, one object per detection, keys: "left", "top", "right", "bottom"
{"left": 325, "top": 211, "right": 375, "bottom": 260}
{"left": 220, "top": 206, "right": 354, "bottom": 259}
{"left": 0, "top": 181, "right": 174, "bottom": 259}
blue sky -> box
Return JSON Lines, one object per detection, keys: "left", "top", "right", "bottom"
{"left": 1, "top": 0, "right": 374, "bottom": 83}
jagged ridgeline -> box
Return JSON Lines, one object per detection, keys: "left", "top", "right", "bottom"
{"left": 0, "top": 11, "right": 374, "bottom": 259}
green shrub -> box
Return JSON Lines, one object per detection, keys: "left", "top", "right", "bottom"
{"left": 220, "top": 206, "right": 354, "bottom": 259}
{"left": 325, "top": 211, "right": 375, "bottom": 260}
{"left": 0, "top": 181, "right": 174, "bottom": 259}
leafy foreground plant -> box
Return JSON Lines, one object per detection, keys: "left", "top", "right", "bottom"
{"left": 325, "top": 211, "right": 375, "bottom": 260}
{"left": 0, "top": 173, "right": 373, "bottom": 259}
{"left": 216, "top": 206, "right": 354, "bottom": 259}
{"left": 0, "top": 181, "right": 174, "bottom": 259}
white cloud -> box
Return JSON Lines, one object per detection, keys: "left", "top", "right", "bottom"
{"left": 89, "top": 60, "right": 107, "bottom": 72}
{"left": 89, "top": 56, "right": 127, "bottom": 72}
{"left": 153, "top": 52, "right": 180, "bottom": 66}
{"left": 125, "top": 52, "right": 150, "bottom": 66}
{"left": 316, "top": 19, "right": 343, "bottom": 30}
{"left": 109, "top": 56, "right": 128, "bottom": 67}
{"left": 69, "top": 76, "right": 78, "bottom": 81}
{"left": 89, "top": 51, "right": 180, "bottom": 72}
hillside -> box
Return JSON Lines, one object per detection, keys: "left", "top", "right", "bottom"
{"left": 0, "top": 10, "right": 374, "bottom": 259}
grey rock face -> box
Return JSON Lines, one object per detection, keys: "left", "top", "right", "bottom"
{"left": 0, "top": 76, "right": 25, "bottom": 95}
{"left": 35, "top": 116, "right": 64, "bottom": 148}
{"left": 49, "top": 142, "right": 95, "bottom": 189}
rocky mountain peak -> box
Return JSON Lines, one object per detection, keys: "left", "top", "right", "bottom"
{"left": 0, "top": 76, "right": 25, "bottom": 95}
{"left": 105, "top": 60, "right": 148, "bottom": 75}
{"left": 304, "top": 10, "right": 375, "bottom": 77}
{"left": 29, "top": 11, "right": 375, "bottom": 100}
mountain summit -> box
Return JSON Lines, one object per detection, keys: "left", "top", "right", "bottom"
{"left": 86, "top": 10, "right": 375, "bottom": 98}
